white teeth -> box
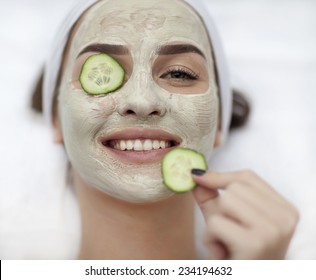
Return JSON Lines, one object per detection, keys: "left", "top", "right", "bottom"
{"left": 112, "top": 139, "right": 172, "bottom": 151}
{"left": 126, "top": 140, "right": 133, "bottom": 150}
{"left": 143, "top": 139, "right": 153, "bottom": 151}
{"left": 120, "top": 140, "right": 126, "bottom": 151}
{"left": 134, "top": 139, "right": 143, "bottom": 151}
{"left": 160, "top": 140, "right": 166, "bottom": 149}
{"left": 153, "top": 140, "right": 160, "bottom": 150}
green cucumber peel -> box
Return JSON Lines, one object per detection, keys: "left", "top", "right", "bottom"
{"left": 79, "top": 53, "right": 125, "bottom": 95}
{"left": 162, "top": 147, "right": 208, "bottom": 193}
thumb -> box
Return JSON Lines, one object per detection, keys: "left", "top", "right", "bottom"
{"left": 191, "top": 169, "right": 220, "bottom": 221}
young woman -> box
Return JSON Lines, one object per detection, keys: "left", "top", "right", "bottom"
{"left": 32, "top": 0, "right": 298, "bottom": 259}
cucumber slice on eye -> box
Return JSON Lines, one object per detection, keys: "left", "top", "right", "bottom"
{"left": 79, "top": 53, "right": 125, "bottom": 95}
{"left": 162, "top": 147, "right": 208, "bottom": 192}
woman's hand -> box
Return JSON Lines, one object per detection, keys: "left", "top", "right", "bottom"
{"left": 192, "top": 170, "right": 299, "bottom": 260}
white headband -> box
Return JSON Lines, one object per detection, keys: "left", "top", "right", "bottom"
{"left": 43, "top": 0, "right": 232, "bottom": 143}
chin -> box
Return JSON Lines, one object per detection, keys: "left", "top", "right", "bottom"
{"left": 91, "top": 175, "right": 175, "bottom": 203}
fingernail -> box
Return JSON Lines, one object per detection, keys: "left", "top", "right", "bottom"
{"left": 191, "top": 169, "right": 206, "bottom": 176}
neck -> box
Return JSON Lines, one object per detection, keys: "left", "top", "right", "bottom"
{"left": 74, "top": 174, "right": 197, "bottom": 260}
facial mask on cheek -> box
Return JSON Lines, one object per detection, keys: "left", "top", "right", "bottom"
{"left": 59, "top": 83, "right": 218, "bottom": 204}
{"left": 57, "top": 0, "right": 219, "bottom": 203}
{"left": 59, "top": 74, "right": 176, "bottom": 203}
{"left": 168, "top": 87, "right": 219, "bottom": 159}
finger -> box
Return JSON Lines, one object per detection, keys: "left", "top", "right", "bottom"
{"left": 191, "top": 170, "right": 247, "bottom": 190}
{"left": 192, "top": 170, "right": 289, "bottom": 211}
{"left": 191, "top": 170, "right": 252, "bottom": 220}
{"left": 213, "top": 182, "right": 284, "bottom": 229}
{"left": 192, "top": 169, "right": 270, "bottom": 192}
{"left": 192, "top": 185, "right": 219, "bottom": 205}
{"left": 221, "top": 181, "right": 299, "bottom": 231}
{"left": 214, "top": 182, "right": 266, "bottom": 227}
{"left": 192, "top": 185, "right": 219, "bottom": 221}
{"left": 205, "top": 214, "right": 250, "bottom": 260}
{"left": 208, "top": 241, "right": 229, "bottom": 260}
{"left": 192, "top": 170, "right": 297, "bottom": 228}
{"left": 191, "top": 170, "right": 228, "bottom": 219}
{"left": 194, "top": 180, "right": 280, "bottom": 229}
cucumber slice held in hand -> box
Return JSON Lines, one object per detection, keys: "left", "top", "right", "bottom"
{"left": 162, "top": 148, "right": 208, "bottom": 192}
{"left": 79, "top": 53, "right": 125, "bottom": 95}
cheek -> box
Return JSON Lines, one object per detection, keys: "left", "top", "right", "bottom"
{"left": 165, "top": 88, "right": 219, "bottom": 156}
{"left": 59, "top": 85, "right": 118, "bottom": 137}
{"left": 171, "top": 91, "right": 218, "bottom": 133}
{"left": 87, "top": 94, "right": 117, "bottom": 119}
{"left": 193, "top": 95, "right": 218, "bottom": 133}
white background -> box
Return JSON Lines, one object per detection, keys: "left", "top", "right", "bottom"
{"left": 2, "top": 260, "right": 316, "bottom": 279}
{"left": 0, "top": 0, "right": 315, "bottom": 259}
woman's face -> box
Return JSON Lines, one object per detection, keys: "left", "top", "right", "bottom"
{"left": 55, "top": 0, "right": 219, "bottom": 202}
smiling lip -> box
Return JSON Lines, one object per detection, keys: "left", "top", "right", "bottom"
{"left": 98, "top": 128, "right": 182, "bottom": 164}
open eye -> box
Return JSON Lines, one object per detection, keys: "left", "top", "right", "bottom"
{"left": 160, "top": 66, "right": 199, "bottom": 81}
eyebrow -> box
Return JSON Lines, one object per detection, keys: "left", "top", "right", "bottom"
{"left": 77, "top": 43, "right": 129, "bottom": 57}
{"left": 157, "top": 44, "right": 205, "bottom": 58}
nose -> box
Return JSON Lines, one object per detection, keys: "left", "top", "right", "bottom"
{"left": 117, "top": 70, "right": 166, "bottom": 119}
{"left": 118, "top": 98, "right": 166, "bottom": 119}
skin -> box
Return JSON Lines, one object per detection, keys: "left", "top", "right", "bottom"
{"left": 56, "top": 0, "right": 219, "bottom": 203}
{"left": 192, "top": 171, "right": 299, "bottom": 259}
{"left": 53, "top": 0, "right": 299, "bottom": 259}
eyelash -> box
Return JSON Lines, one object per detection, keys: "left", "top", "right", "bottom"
{"left": 160, "top": 66, "right": 199, "bottom": 81}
